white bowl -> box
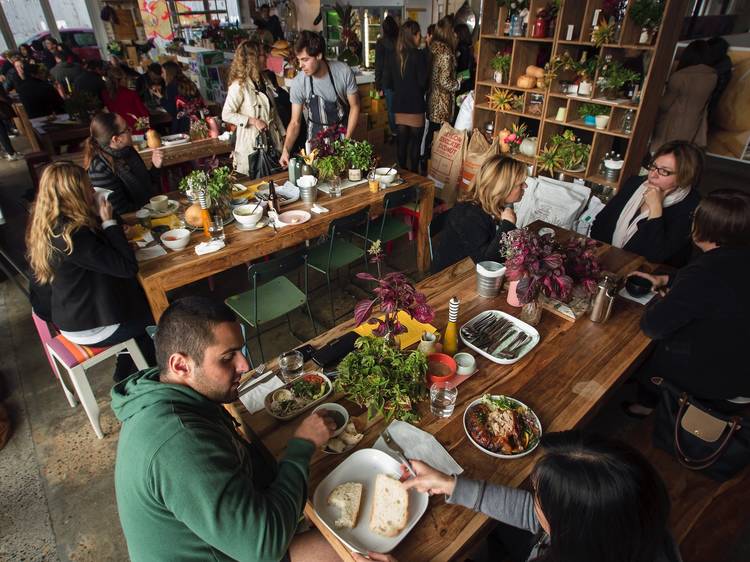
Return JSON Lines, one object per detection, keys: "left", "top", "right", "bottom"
{"left": 160, "top": 228, "right": 191, "bottom": 251}
{"left": 313, "top": 403, "right": 349, "bottom": 437}
{"left": 233, "top": 204, "right": 264, "bottom": 227}
{"left": 375, "top": 167, "right": 397, "bottom": 185}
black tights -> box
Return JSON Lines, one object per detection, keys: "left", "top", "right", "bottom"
{"left": 396, "top": 124, "right": 424, "bottom": 173}
{"left": 420, "top": 120, "right": 442, "bottom": 174}
{"left": 0, "top": 119, "right": 15, "bottom": 155}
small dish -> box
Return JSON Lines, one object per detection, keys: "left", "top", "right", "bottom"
{"left": 144, "top": 200, "right": 180, "bottom": 218}
{"left": 161, "top": 133, "right": 190, "bottom": 146}
{"left": 160, "top": 228, "right": 191, "bottom": 251}
{"left": 277, "top": 210, "right": 311, "bottom": 226}
{"left": 427, "top": 353, "right": 456, "bottom": 384}
{"left": 453, "top": 352, "right": 476, "bottom": 376}
{"left": 625, "top": 275, "right": 653, "bottom": 297}
{"left": 313, "top": 403, "right": 349, "bottom": 437}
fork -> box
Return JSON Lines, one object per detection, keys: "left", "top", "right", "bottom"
{"left": 382, "top": 430, "right": 417, "bottom": 477}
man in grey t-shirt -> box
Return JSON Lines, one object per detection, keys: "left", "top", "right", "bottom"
{"left": 279, "top": 31, "right": 360, "bottom": 167}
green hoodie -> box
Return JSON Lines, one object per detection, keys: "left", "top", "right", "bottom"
{"left": 111, "top": 368, "right": 314, "bottom": 562}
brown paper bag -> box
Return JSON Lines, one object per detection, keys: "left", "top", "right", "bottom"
{"left": 460, "top": 130, "right": 498, "bottom": 192}
{"left": 428, "top": 123, "right": 468, "bottom": 206}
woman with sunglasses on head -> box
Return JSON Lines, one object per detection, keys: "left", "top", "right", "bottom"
{"left": 354, "top": 430, "right": 681, "bottom": 562}
{"left": 84, "top": 112, "right": 164, "bottom": 215}
{"left": 430, "top": 155, "right": 527, "bottom": 273}
{"left": 591, "top": 140, "right": 703, "bottom": 267}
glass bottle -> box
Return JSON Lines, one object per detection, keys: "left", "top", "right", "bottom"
{"left": 442, "top": 296, "right": 460, "bottom": 356}
{"left": 268, "top": 180, "right": 280, "bottom": 214}
{"left": 621, "top": 109, "right": 635, "bottom": 134}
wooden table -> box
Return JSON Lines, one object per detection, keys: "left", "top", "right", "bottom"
{"left": 236, "top": 224, "right": 655, "bottom": 562}
{"left": 53, "top": 137, "right": 232, "bottom": 169}
{"left": 128, "top": 170, "right": 435, "bottom": 320}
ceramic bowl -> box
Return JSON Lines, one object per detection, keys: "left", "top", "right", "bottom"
{"left": 313, "top": 403, "right": 350, "bottom": 437}
{"left": 427, "top": 353, "right": 457, "bottom": 384}
{"left": 625, "top": 275, "right": 653, "bottom": 297}
{"left": 375, "top": 167, "right": 398, "bottom": 185}
{"left": 454, "top": 352, "right": 477, "bottom": 376}
{"left": 160, "top": 228, "right": 191, "bottom": 251}
{"left": 233, "top": 204, "right": 264, "bottom": 227}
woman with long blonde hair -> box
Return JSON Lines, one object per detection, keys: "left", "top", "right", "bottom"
{"left": 27, "top": 162, "right": 155, "bottom": 381}
{"left": 431, "top": 155, "right": 527, "bottom": 272}
{"left": 222, "top": 39, "right": 284, "bottom": 176}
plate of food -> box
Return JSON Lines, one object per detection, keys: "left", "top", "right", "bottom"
{"left": 264, "top": 372, "right": 333, "bottom": 420}
{"left": 313, "top": 448, "right": 429, "bottom": 554}
{"left": 255, "top": 182, "right": 300, "bottom": 206}
{"left": 464, "top": 395, "right": 542, "bottom": 458}
{"left": 277, "top": 210, "right": 311, "bottom": 226}
{"left": 324, "top": 420, "right": 364, "bottom": 454}
{"left": 161, "top": 133, "right": 190, "bottom": 146}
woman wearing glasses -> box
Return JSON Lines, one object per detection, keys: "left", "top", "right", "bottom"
{"left": 84, "top": 112, "right": 164, "bottom": 215}
{"left": 591, "top": 141, "right": 703, "bottom": 266}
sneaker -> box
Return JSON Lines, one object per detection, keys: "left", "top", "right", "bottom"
{"left": 5, "top": 153, "right": 22, "bottom": 161}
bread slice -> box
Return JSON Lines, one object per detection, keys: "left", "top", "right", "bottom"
{"left": 328, "top": 482, "right": 363, "bottom": 529}
{"left": 369, "top": 474, "right": 409, "bottom": 537}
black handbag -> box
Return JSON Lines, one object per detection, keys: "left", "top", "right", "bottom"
{"left": 247, "top": 131, "right": 282, "bottom": 179}
{"left": 652, "top": 377, "right": 750, "bottom": 482}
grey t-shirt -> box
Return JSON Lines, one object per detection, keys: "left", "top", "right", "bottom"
{"left": 289, "top": 60, "right": 358, "bottom": 107}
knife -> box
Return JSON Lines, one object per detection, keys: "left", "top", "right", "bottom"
{"left": 237, "top": 370, "right": 279, "bottom": 397}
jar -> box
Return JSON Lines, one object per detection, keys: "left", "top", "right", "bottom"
{"left": 528, "top": 93, "right": 544, "bottom": 116}
{"left": 532, "top": 16, "right": 549, "bottom": 38}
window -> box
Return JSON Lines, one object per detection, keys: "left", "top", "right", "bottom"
{"left": 70, "top": 32, "right": 97, "bottom": 47}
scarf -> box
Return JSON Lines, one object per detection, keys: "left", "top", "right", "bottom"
{"left": 611, "top": 180, "right": 690, "bottom": 249}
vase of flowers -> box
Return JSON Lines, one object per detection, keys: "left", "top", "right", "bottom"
{"left": 353, "top": 240, "right": 435, "bottom": 346}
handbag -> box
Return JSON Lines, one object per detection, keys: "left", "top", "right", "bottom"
{"left": 652, "top": 377, "right": 750, "bottom": 481}
{"left": 247, "top": 131, "right": 282, "bottom": 179}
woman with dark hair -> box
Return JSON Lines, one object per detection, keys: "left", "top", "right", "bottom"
{"left": 14, "top": 63, "right": 65, "bottom": 118}
{"left": 651, "top": 39, "right": 717, "bottom": 149}
{"left": 382, "top": 20, "right": 428, "bottom": 173}
{"left": 624, "top": 189, "right": 750, "bottom": 417}
{"left": 591, "top": 140, "right": 703, "bottom": 266}
{"left": 84, "top": 112, "right": 164, "bottom": 214}
{"left": 376, "top": 15, "right": 399, "bottom": 143}
{"left": 454, "top": 23, "right": 475, "bottom": 95}
{"left": 158, "top": 61, "right": 206, "bottom": 134}
{"left": 102, "top": 66, "right": 150, "bottom": 133}
{"left": 354, "top": 430, "right": 680, "bottom": 562}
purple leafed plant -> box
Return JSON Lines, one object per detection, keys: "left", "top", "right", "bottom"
{"left": 353, "top": 241, "right": 435, "bottom": 337}
{"left": 563, "top": 236, "right": 602, "bottom": 297}
{"left": 310, "top": 124, "right": 347, "bottom": 158}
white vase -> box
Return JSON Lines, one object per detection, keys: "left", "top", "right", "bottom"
{"left": 595, "top": 115, "right": 610, "bottom": 130}
{"left": 348, "top": 168, "right": 362, "bottom": 181}
{"left": 493, "top": 70, "right": 504, "bottom": 84}
{"left": 639, "top": 28, "right": 651, "bottom": 44}
{"left": 577, "top": 80, "right": 592, "bottom": 97}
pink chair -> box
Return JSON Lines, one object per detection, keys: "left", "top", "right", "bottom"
{"left": 31, "top": 312, "right": 75, "bottom": 407}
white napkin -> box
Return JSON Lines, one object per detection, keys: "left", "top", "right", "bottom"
{"left": 239, "top": 376, "right": 285, "bottom": 414}
{"left": 373, "top": 420, "right": 464, "bottom": 476}
{"left": 267, "top": 210, "right": 289, "bottom": 229}
{"left": 134, "top": 230, "right": 154, "bottom": 248}
{"left": 218, "top": 131, "right": 232, "bottom": 141}
{"left": 311, "top": 204, "right": 329, "bottom": 214}
{"left": 195, "top": 240, "right": 226, "bottom": 255}
{"left": 136, "top": 246, "right": 167, "bottom": 261}
{"left": 618, "top": 287, "right": 656, "bottom": 305}
{"left": 93, "top": 187, "right": 113, "bottom": 206}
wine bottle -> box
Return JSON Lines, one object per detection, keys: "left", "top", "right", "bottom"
{"left": 442, "top": 296, "right": 460, "bottom": 356}
{"left": 268, "top": 180, "right": 280, "bottom": 214}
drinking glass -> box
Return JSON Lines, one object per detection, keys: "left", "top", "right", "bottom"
{"left": 279, "top": 350, "right": 304, "bottom": 382}
{"left": 209, "top": 214, "right": 225, "bottom": 241}
{"left": 430, "top": 381, "right": 458, "bottom": 418}
{"left": 329, "top": 176, "right": 342, "bottom": 197}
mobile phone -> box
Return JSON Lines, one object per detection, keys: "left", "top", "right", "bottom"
{"left": 295, "top": 343, "right": 317, "bottom": 362}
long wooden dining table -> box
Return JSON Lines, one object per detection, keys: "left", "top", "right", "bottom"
{"left": 235, "top": 224, "right": 656, "bottom": 562}
{"left": 126, "top": 170, "right": 435, "bottom": 320}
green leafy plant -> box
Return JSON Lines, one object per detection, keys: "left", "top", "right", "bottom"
{"left": 577, "top": 103, "right": 610, "bottom": 118}
{"left": 178, "top": 166, "right": 235, "bottom": 205}
{"left": 630, "top": 0, "right": 664, "bottom": 30}
{"left": 591, "top": 20, "right": 615, "bottom": 47}
{"left": 597, "top": 60, "right": 641, "bottom": 96}
{"left": 486, "top": 87, "right": 523, "bottom": 111}
{"left": 336, "top": 336, "right": 428, "bottom": 422}
{"left": 496, "top": 0, "right": 528, "bottom": 14}
{"left": 63, "top": 91, "right": 102, "bottom": 121}
{"left": 575, "top": 55, "right": 599, "bottom": 81}
{"left": 338, "top": 138, "right": 374, "bottom": 171}
{"left": 539, "top": 129, "right": 590, "bottom": 172}
{"left": 537, "top": 146, "right": 562, "bottom": 174}
{"left": 546, "top": 0, "right": 562, "bottom": 19}
{"left": 316, "top": 154, "right": 347, "bottom": 181}
{"left": 490, "top": 53, "right": 511, "bottom": 77}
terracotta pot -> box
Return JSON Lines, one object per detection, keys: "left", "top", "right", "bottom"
{"left": 507, "top": 279, "right": 523, "bottom": 307}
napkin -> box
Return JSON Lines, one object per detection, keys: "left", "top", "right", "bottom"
{"left": 311, "top": 204, "right": 329, "bottom": 214}
{"left": 354, "top": 310, "right": 437, "bottom": 350}
{"left": 151, "top": 215, "right": 181, "bottom": 229}
{"left": 136, "top": 246, "right": 167, "bottom": 261}
{"left": 219, "top": 131, "right": 232, "bottom": 141}
{"left": 267, "top": 211, "right": 290, "bottom": 229}
{"left": 373, "top": 420, "right": 464, "bottom": 476}
{"left": 195, "top": 240, "right": 226, "bottom": 255}
{"left": 238, "top": 376, "right": 285, "bottom": 414}
{"left": 618, "top": 287, "right": 656, "bottom": 305}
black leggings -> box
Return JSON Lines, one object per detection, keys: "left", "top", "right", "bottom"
{"left": 93, "top": 318, "right": 156, "bottom": 381}
{"left": 0, "top": 119, "right": 15, "bottom": 155}
{"left": 396, "top": 124, "right": 424, "bottom": 173}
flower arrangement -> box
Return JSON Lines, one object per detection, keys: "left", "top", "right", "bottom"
{"left": 538, "top": 129, "right": 590, "bottom": 173}
{"left": 630, "top": 0, "right": 664, "bottom": 30}
{"left": 310, "top": 124, "right": 346, "bottom": 157}
{"left": 353, "top": 240, "right": 435, "bottom": 340}
{"left": 130, "top": 114, "right": 151, "bottom": 132}
{"left": 591, "top": 20, "right": 615, "bottom": 48}
{"left": 316, "top": 154, "right": 348, "bottom": 181}
{"left": 189, "top": 118, "right": 209, "bottom": 140}
{"left": 487, "top": 87, "right": 523, "bottom": 112}
{"left": 503, "top": 123, "right": 528, "bottom": 153}
{"left": 176, "top": 96, "right": 207, "bottom": 121}
{"left": 178, "top": 165, "right": 235, "bottom": 204}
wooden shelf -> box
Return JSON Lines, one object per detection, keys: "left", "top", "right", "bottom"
{"left": 554, "top": 118, "right": 632, "bottom": 139}
{"left": 475, "top": 104, "right": 541, "bottom": 121}
{"left": 547, "top": 93, "right": 639, "bottom": 110}
{"left": 557, "top": 40, "right": 595, "bottom": 47}
{"left": 557, "top": 40, "right": 655, "bottom": 51}
{"left": 513, "top": 36, "right": 555, "bottom": 43}
{"left": 509, "top": 152, "right": 536, "bottom": 165}
{"left": 586, "top": 174, "right": 620, "bottom": 189}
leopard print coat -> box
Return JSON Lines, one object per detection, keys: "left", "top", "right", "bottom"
{"left": 427, "top": 40, "right": 461, "bottom": 123}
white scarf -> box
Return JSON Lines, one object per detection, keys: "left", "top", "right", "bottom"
{"left": 611, "top": 180, "right": 690, "bottom": 248}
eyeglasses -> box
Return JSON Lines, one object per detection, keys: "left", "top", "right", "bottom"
{"left": 646, "top": 164, "right": 675, "bottom": 177}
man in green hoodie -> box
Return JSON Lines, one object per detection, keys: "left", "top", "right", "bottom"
{"left": 112, "top": 297, "right": 338, "bottom": 562}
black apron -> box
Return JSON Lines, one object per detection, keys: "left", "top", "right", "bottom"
{"left": 304, "top": 61, "right": 349, "bottom": 142}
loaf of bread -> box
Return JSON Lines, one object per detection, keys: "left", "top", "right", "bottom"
{"left": 369, "top": 474, "right": 409, "bottom": 537}
{"left": 328, "top": 482, "right": 363, "bottom": 529}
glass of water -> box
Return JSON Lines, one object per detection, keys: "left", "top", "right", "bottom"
{"left": 430, "top": 381, "right": 458, "bottom": 418}
{"left": 329, "top": 176, "right": 342, "bottom": 197}
{"left": 279, "top": 350, "right": 304, "bottom": 383}
{"left": 209, "top": 214, "right": 225, "bottom": 241}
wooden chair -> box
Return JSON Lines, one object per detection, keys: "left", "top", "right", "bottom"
{"left": 12, "top": 102, "right": 41, "bottom": 152}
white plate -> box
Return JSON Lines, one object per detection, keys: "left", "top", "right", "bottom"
{"left": 277, "top": 210, "right": 311, "bottom": 226}
{"left": 161, "top": 133, "right": 190, "bottom": 146}
{"left": 463, "top": 395, "right": 542, "bottom": 459}
{"left": 255, "top": 182, "right": 300, "bottom": 205}
{"left": 144, "top": 200, "right": 180, "bottom": 218}
{"left": 459, "top": 310, "right": 540, "bottom": 365}
{"left": 235, "top": 217, "right": 269, "bottom": 231}
{"left": 313, "top": 448, "right": 429, "bottom": 554}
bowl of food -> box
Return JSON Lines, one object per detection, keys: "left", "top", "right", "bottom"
{"left": 160, "top": 228, "right": 191, "bottom": 251}
{"left": 625, "top": 275, "right": 653, "bottom": 297}
{"left": 375, "top": 167, "right": 398, "bottom": 185}
{"left": 427, "top": 353, "right": 456, "bottom": 384}
{"left": 313, "top": 403, "right": 350, "bottom": 437}
{"left": 233, "top": 204, "right": 264, "bottom": 227}
{"left": 464, "top": 394, "right": 542, "bottom": 458}
{"left": 264, "top": 372, "right": 333, "bottom": 420}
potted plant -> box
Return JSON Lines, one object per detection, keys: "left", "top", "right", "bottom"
{"left": 316, "top": 154, "right": 347, "bottom": 181}
{"left": 490, "top": 53, "right": 511, "bottom": 84}
{"left": 502, "top": 122, "right": 527, "bottom": 155}
{"left": 577, "top": 103, "right": 609, "bottom": 126}
{"left": 596, "top": 60, "right": 641, "bottom": 99}
{"left": 339, "top": 139, "right": 374, "bottom": 181}
{"left": 63, "top": 91, "right": 102, "bottom": 122}
{"left": 573, "top": 55, "right": 598, "bottom": 97}
{"left": 591, "top": 19, "right": 615, "bottom": 48}
{"left": 189, "top": 118, "right": 209, "bottom": 141}
{"left": 179, "top": 165, "right": 236, "bottom": 230}
{"left": 538, "top": 129, "right": 590, "bottom": 173}
{"left": 486, "top": 87, "right": 524, "bottom": 112}
{"left": 563, "top": 237, "right": 602, "bottom": 297}
{"left": 630, "top": 0, "right": 664, "bottom": 44}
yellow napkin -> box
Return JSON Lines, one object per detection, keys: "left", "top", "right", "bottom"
{"left": 354, "top": 310, "right": 437, "bottom": 350}
{"left": 232, "top": 181, "right": 266, "bottom": 200}
{"left": 126, "top": 224, "right": 148, "bottom": 242}
{"left": 151, "top": 215, "right": 181, "bottom": 229}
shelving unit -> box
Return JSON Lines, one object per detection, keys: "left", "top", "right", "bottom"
{"left": 167, "top": 0, "right": 229, "bottom": 42}
{"left": 473, "top": 0, "right": 689, "bottom": 191}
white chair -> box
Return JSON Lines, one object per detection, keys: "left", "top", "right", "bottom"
{"left": 46, "top": 335, "right": 148, "bottom": 438}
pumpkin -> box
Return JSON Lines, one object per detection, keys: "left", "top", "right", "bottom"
{"left": 526, "top": 65, "right": 545, "bottom": 78}
{"left": 146, "top": 129, "right": 162, "bottom": 149}
{"left": 184, "top": 203, "right": 204, "bottom": 228}
{"left": 516, "top": 75, "right": 536, "bottom": 89}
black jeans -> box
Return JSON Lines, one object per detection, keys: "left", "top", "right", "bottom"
{"left": 93, "top": 319, "right": 156, "bottom": 381}
{"left": 0, "top": 119, "right": 15, "bottom": 155}
{"left": 397, "top": 124, "right": 424, "bottom": 173}
{"left": 420, "top": 120, "right": 442, "bottom": 174}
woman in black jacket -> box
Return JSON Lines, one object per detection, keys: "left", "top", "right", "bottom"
{"left": 625, "top": 189, "right": 750, "bottom": 417}
{"left": 27, "top": 162, "right": 155, "bottom": 381}
{"left": 84, "top": 112, "right": 164, "bottom": 215}
{"left": 431, "top": 155, "right": 527, "bottom": 273}
{"left": 14, "top": 63, "right": 65, "bottom": 118}
{"left": 375, "top": 16, "right": 399, "bottom": 143}
{"left": 591, "top": 140, "right": 702, "bottom": 267}
{"left": 383, "top": 20, "right": 429, "bottom": 173}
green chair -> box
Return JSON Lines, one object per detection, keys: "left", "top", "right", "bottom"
{"left": 306, "top": 208, "right": 370, "bottom": 326}
{"left": 351, "top": 186, "right": 418, "bottom": 246}
{"left": 225, "top": 247, "right": 316, "bottom": 364}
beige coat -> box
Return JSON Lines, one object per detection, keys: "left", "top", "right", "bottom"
{"left": 222, "top": 78, "right": 284, "bottom": 175}
{"left": 651, "top": 64, "right": 717, "bottom": 150}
